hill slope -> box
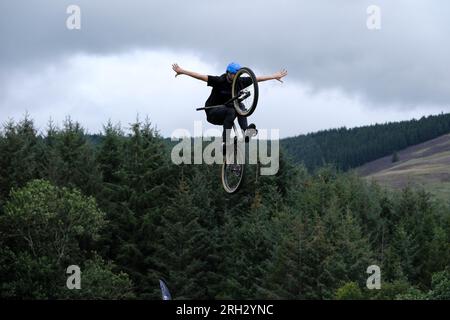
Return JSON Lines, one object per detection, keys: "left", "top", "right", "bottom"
{"left": 281, "top": 113, "right": 450, "bottom": 172}
{"left": 357, "top": 133, "right": 450, "bottom": 199}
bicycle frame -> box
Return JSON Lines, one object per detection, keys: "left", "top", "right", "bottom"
{"left": 196, "top": 91, "right": 251, "bottom": 111}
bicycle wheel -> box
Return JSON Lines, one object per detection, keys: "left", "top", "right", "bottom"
{"left": 222, "top": 142, "right": 245, "bottom": 194}
{"left": 232, "top": 67, "right": 259, "bottom": 117}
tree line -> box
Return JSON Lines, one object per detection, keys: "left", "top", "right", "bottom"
{"left": 281, "top": 112, "right": 450, "bottom": 171}
{"left": 0, "top": 116, "right": 449, "bottom": 299}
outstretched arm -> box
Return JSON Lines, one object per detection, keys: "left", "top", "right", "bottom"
{"left": 172, "top": 63, "right": 208, "bottom": 82}
{"left": 256, "top": 69, "right": 288, "bottom": 83}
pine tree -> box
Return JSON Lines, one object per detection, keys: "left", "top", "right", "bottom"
{"left": 109, "top": 118, "right": 175, "bottom": 296}
{"left": 186, "top": 166, "right": 223, "bottom": 299}
{"left": 95, "top": 121, "right": 131, "bottom": 261}
{"left": 40, "top": 118, "right": 102, "bottom": 196}
{"left": 152, "top": 178, "right": 208, "bottom": 299}
{"left": 258, "top": 211, "right": 308, "bottom": 299}
{"left": 219, "top": 192, "right": 275, "bottom": 299}
{"left": 0, "top": 117, "right": 41, "bottom": 200}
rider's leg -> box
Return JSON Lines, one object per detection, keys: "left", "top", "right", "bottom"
{"left": 236, "top": 102, "right": 248, "bottom": 131}
{"left": 237, "top": 115, "right": 248, "bottom": 132}
{"left": 235, "top": 102, "right": 257, "bottom": 141}
{"left": 206, "top": 106, "right": 227, "bottom": 125}
{"left": 205, "top": 106, "right": 237, "bottom": 144}
{"left": 223, "top": 108, "right": 236, "bottom": 144}
{"left": 206, "top": 105, "right": 257, "bottom": 146}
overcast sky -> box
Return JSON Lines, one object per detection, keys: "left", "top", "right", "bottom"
{"left": 1, "top": 0, "right": 449, "bottom": 138}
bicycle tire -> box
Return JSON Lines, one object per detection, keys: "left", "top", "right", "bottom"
{"left": 221, "top": 143, "right": 245, "bottom": 194}
{"left": 232, "top": 67, "right": 259, "bottom": 117}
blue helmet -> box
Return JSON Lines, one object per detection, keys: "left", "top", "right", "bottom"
{"left": 226, "top": 62, "right": 241, "bottom": 74}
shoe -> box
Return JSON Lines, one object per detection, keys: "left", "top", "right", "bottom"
{"left": 245, "top": 123, "right": 258, "bottom": 142}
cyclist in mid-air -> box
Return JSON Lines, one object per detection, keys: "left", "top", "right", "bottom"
{"left": 172, "top": 62, "right": 287, "bottom": 150}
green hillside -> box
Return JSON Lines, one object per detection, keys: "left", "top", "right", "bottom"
{"left": 281, "top": 113, "right": 450, "bottom": 172}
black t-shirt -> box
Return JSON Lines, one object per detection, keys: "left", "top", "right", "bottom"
{"left": 205, "top": 74, "right": 252, "bottom": 107}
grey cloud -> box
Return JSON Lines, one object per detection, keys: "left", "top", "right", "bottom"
{"left": 1, "top": 0, "right": 450, "bottom": 108}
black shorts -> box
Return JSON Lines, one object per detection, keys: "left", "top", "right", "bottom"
{"left": 205, "top": 105, "right": 234, "bottom": 125}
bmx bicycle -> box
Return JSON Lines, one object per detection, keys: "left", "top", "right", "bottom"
{"left": 196, "top": 67, "right": 259, "bottom": 193}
